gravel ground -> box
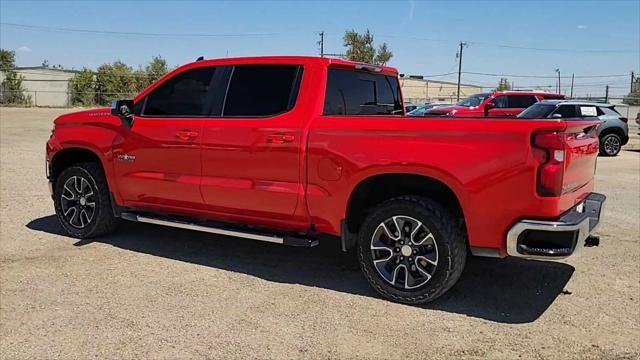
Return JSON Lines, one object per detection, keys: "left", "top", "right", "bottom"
{"left": 1, "top": 107, "right": 638, "bottom": 359}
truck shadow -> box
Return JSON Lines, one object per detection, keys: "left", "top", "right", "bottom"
{"left": 27, "top": 215, "right": 574, "bottom": 324}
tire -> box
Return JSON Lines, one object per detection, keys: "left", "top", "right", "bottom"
{"left": 600, "top": 133, "right": 622, "bottom": 156}
{"left": 357, "top": 196, "right": 467, "bottom": 304}
{"left": 53, "top": 162, "right": 119, "bottom": 238}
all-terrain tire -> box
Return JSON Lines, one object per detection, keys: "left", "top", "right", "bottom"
{"left": 357, "top": 196, "right": 467, "bottom": 304}
{"left": 53, "top": 162, "right": 119, "bottom": 238}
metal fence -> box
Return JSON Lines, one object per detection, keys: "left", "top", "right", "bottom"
{"left": 0, "top": 90, "right": 136, "bottom": 107}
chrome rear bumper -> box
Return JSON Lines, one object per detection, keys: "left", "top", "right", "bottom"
{"left": 506, "top": 193, "right": 606, "bottom": 260}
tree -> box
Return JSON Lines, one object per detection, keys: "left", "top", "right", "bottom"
{"left": 69, "top": 68, "right": 96, "bottom": 106}
{"left": 0, "top": 49, "right": 30, "bottom": 105}
{"left": 95, "top": 61, "right": 136, "bottom": 105}
{"left": 343, "top": 29, "right": 393, "bottom": 65}
{"left": 133, "top": 55, "right": 169, "bottom": 92}
{"left": 496, "top": 78, "right": 512, "bottom": 91}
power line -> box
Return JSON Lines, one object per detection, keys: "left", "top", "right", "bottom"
{"left": 0, "top": 22, "right": 279, "bottom": 38}
{"left": 463, "top": 71, "right": 629, "bottom": 79}
{"left": 377, "top": 34, "right": 636, "bottom": 54}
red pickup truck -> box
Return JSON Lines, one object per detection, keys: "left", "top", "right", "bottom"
{"left": 424, "top": 90, "right": 565, "bottom": 117}
{"left": 46, "top": 56, "right": 605, "bottom": 304}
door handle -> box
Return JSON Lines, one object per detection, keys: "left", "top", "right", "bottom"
{"left": 175, "top": 130, "right": 199, "bottom": 140}
{"left": 266, "top": 134, "right": 295, "bottom": 144}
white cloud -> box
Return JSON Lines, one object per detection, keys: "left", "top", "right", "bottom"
{"left": 577, "top": 24, "right": 587, "bottom": 30}
{"left": 16, "top": 45, "right": 31, "bottom": 53}
{"left": 408, "top": 0, "right": 416, "bottom": 22}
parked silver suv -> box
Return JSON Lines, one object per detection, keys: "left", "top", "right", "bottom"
{"left": 518, "top": 100, "right": 629, "bottom": 156}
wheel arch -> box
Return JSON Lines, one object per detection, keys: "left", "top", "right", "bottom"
{"left": 599, "top": 126, "right": 627, "bottom": 143}
{"left": 50, "top": 147, "right": 105, "bottom": 185}
{"left": 344, "top": 173, "right": 467, "bottom": 238}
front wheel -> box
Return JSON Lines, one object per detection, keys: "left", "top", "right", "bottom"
{"left": 53, "top": 162, "right": 119, "bottom": 238}
{"left": 357, "top": 196, "right": 467, "bottom": 304}
{"left": 600, "top": 133, "right": 622, "bottom": 156}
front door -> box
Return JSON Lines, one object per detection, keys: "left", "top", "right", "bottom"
{"left": 199, "top": 64, "right": 304, "bottom": 220}
{"left": 113, "top": 66, "right": 218, "bottom": 209}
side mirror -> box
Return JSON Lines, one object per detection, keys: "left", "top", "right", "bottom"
{"left": 551, "top": 113, "right": 563, "bottom": 118}
{"left": 484, "top": 102, "right": 496, "bottom": 110}
{"left": 111, "top": 99, "right": 134, "bottom": 128}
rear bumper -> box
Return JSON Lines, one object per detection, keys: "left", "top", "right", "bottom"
{"left": 506, "top": 193, "right": 605, "bottom": 260}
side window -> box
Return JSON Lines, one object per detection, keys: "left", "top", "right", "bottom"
{"left": 142, "top": 67, "right": 216, "bottom": 116}
{"left": 578, "top": 106, "right": 598, "bottom": 117}
{"left": 552, "top": 105, "right": 578, "bottom": 118}
{"left": 508, "top": 95, "right": 537, "bottom": 108}
{"left": 323, "top": 68, "right": 402, "bottom": 115}
{"left": 223, "top": 65, "right": 301, "bottom": 117}
{"left": 490, "top": 96, "right": 508, "bottom": 108}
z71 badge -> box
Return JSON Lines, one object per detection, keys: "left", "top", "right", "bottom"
{"left": 116, "top": 154, "right": 136, "bottom": 162}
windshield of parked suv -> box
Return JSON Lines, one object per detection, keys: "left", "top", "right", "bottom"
{"left": 407, "top": 104, "right": 435, "bottom": 115}
{"left": 517, "top": 103, "right": 556, "bottom": 118}
{"left": 456, "top": 93, "right": 490, "bottom": 107}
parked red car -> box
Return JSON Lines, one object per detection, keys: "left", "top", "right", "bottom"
{"left": 46, "top": 56, "right": 604, "bottom": 304}
{"left": 424, "top": 90, "right": 565, "bottom": 117}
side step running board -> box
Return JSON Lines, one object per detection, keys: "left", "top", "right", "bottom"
{"left": 121, "top": 212, "right": 318, "bottom": 247}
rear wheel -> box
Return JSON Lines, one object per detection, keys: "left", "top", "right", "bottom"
{"left": 53, "top": 162, "right": 119, "bottom": 238}
{"left": 600, "top": 133, "right": 622, "bottom": 156}
{"left": 357, "top": 196, "right": 467, "bottom": 304}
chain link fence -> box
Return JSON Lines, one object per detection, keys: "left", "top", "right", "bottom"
{"left": 0, "top": 90, "right": 136, "bottom": 107}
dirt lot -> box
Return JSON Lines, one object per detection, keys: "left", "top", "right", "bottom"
{"left": 1, "top": 107, "right": 638, "bottom": 359}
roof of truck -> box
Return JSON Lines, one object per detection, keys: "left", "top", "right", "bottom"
{"left": 181, "top": 55, "right": 399, "bottom": 75}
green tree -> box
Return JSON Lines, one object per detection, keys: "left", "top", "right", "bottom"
{"left": 95, "top": 61, "right": 135, "bottom": 105}
{"left": 0, "top": 49, "right": 31, "bottom": 105}
{"left": 496, "top": 78, "right": 512, "bottom": 91}
{"left": 69, "top": 68, "right": 96, "bottom": 106}
{"left": 343, "top": 29, "right": 393, "bottom": 65}
{"left": 133, "top": 55, "right": 169, "bottom": 92}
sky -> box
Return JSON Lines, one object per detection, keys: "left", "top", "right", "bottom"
{"left": 1, "top": 0, "right": 639, "bottom": 97}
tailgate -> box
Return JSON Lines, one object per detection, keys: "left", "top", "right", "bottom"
{"left": 561, "top": 120, "right": 600, "bottom": 195}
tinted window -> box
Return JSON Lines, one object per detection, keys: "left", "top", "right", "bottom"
{"left": 223, "top": 65, "right": 300, "bottom": 117}
{"left": 323, "top": 68, "right": 402, "bottom": 115}
{"left": 143, "top": 67, "right": 216, "bottom": 116}
{"left": 508, "top": 95, "right": 537, "bottom": 108}
{"left": 517, "top": 103, "right": 556, "bottom": 118}
{"left": 600, "top": 107, "right": 620, "bottom": 116}
{"left": 490, "top": 95, "right": 508, "bottom": 108}
{"left": 552, "top": 105, "right": 578, "bottom": 118}
{"left": 457, "top": 93, "right": 490, "bottom": 107}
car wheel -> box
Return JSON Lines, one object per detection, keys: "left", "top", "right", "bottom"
{"left": 600, "top": 133, "right": 622, "bottom": 156}
{"left": 53, "top": 162, "right": 119, "bottom": 238}
{"left": 357, "top": 196, "right": 467, "bottom": 304}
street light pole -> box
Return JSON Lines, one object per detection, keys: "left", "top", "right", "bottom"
{"left": 555, "top": 68, "right": 561, "bottom": 94}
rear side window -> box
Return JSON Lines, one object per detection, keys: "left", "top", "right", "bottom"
{"left": 143, "top": 67, "right": 216, "bottom": 116}
{"left": 552, "top": 105, "right": 578, "bottom": 118}
{"left": 323, "top": 68, "right": 402, "bottom": 115}
{"left": 223, "top": 65, "right": 301, "bottom": 117}
{"left": 517, "top": 103, "right": 555, "bottom": 118}
{"left": 508, "top": 95, "right": 537, "bottom": 108}
{"left": 600, "top": 107, "right": 619, "bottom": 116}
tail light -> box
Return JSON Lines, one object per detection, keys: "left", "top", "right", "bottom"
{"left": 532, "top": 131, "right": 565, "bottom": 197}
{"left": 619, "top": 117, "right": 628, "bottom": 123}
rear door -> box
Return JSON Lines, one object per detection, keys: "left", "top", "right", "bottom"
{"left": 199, "top": 64, "right": 305, "bottom": 220}
{"left": 114, "top": 66, "right": 218, "bottom": 209}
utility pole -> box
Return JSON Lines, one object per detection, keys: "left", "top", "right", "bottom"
{"left": 456, "top": 42, "right": 467, "bottom": 102}
{"left": 318, "top": 31, "right": 324, "bottom": 57}
{"left": 605, "top": 85, "right": 609, "bottom": 103}
{"left": 555, "top": 68, "right": 561, "bottom": 94}
{"left": 631, "top": 71, "right": 635, "bottom": 93}
{"left": 570, "top": 73, "right": 575, "bottom": 99}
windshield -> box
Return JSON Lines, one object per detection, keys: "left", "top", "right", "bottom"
{"left": 407, "top": 104, "right": 434, "bottom": 116}
{"left": 517, "top": 103, "right": 556, "bottom": 119}
{"left": 456, "top": 93, "right": 490, "bottom": 107}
